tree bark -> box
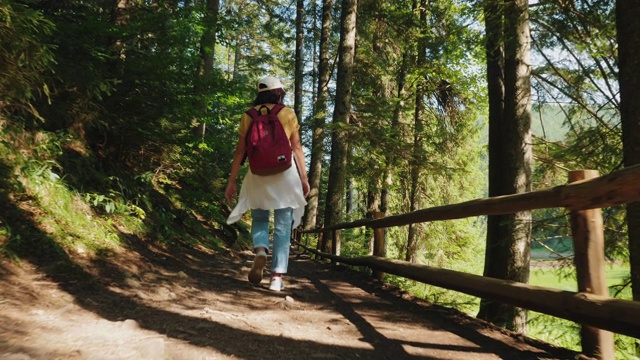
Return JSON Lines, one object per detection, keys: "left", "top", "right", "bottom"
{"left": 198, "top": 0, "right": 219, "bottom": 80}
{"left": 478, "top": 0, "right": 532, "bottom": 334}
{"left": 381, "top": 50, "right": 410, "bottom": 218}
{"left": 616, "top": 5, "right": 640, "bottom": 355}
{"left": 294, "top": 0, "right": 304, "bottom": 122}
{"left": 232, "top": 33, "right": 241, "bottom": 81}
{"left": 406, "top": 0, "right": 427, "bottom": 264}
{"left": 323, "top": 0, "right": 358, "bottom": 255}
{"left": 194, "top": 0, "right": 220, "bottom": 139}
{"left": 111, "top": 0, "right": 130, "bottom": 77}
{"left": 305, "top": 0, "right": 332, "bottom": 239}
{"left": 616, "top": 0, "right": 640, "bottom": 307}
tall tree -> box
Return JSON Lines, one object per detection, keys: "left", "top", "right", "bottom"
{"left": 198, "top": 0, "right": 220, "bottom": 89}
{"left": 477, "top": 0, "right": 532, "bottom": 333}
{"left": 406, "top": 0, "right": 427, "bottom": 263}
{"left": 322, "top": 0, "right": 358, "bottom": 254}
{"left": 195, "top": 0, "right": 220, "bottom": 138}
{"left": 616, "top": 0, "right": 640, "bottom": 305}
{"left": 304, "top": 0, "right": 332, "bottom": 235}
{"left": 384, "top": 50, "right": 411, "bottom": 217}
{"left": 294, "top": 0, "right": 304, "bottom": 121}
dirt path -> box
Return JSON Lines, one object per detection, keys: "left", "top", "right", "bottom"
{"left": 0, "top": 240, "right": 580, "bottom": 360}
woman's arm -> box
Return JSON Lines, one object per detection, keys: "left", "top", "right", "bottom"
{"left": 225, "top": 135, "right": 246, "bottom": 202}
{"left": 290, "top": 130, "right": 310, "bottom": 197}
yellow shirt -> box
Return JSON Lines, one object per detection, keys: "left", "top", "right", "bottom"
{"left": 239, "top": 104, "right": 299, "bottom": 138}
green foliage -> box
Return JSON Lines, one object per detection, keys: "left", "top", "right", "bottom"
{"left": 0, "top": 111, "right": 228, "bottom": 260}
{"left": 343, "top": 0, "right": 487, "bottom": 265}
{"left": 339, "top": 227, "right": 373, "bottom": 258}
{"left": 531, "top": 106, "right": 628, "bottom": 263}
{"left": 0, "top": 0, "right": 55, "bottom": 116}
{"left": 529, "top": 0, "right": 627, "bottom": 281}
{"left": 82, "top": 192, "right": 146, "bottom": 218}
{"left": 0, "top": 123, "right": 118, "bottom": 257}
{"left": 0, "top": 0, "right": 635, "bottom": 355}
{"left": 528, "top": 312, "right": 582, "bottom": 352}
{"left": 531, "top": 2, "right": 621, "bottom": 172}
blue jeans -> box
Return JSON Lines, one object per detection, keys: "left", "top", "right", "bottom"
{"left": 251, "top": 207, "right": 293, "bottom": 274}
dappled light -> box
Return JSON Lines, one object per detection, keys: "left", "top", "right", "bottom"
{"left": 2, "top": 0, "right": 639, "bottom": 358}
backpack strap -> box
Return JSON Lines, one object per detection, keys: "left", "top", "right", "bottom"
{"left": 245, "top": 107, "right": 260, "bottom": 119}
{"left": 245, "top": 104, "right": 285, "bottom": 119}
{"left": 242, "top": 108, "right": 259, "bottom": 166}
{"left": 270, "top": 103, "right": 285, "bottom": 116}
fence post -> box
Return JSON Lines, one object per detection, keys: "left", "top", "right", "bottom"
{"left": 292, "top": 228, "right": 299, "bottom": 250}
{"left": 331, "top": 229, "right": 341, "bottom": 266}
{"left": 568, "top": 170, "right": 614, "bottom": 360}
{"left": 295, "top": 229, "right": 303, "bottom": 252}
{"left": 372, "top": 211, "right": 386, "bottom": 281}
{"left": 315, "top": 231, "right": 323, "bottom": 260}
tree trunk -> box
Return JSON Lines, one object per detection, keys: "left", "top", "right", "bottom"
{"left": 616, "top": 9, "right": 640, "bottom": 356}
{"left": 194, "top": 0, "right": 220, "bottom": 138}
{"left": 111, "top": 0, "right": 130, "bottom": 77}
{"left": 346, "top": 179, "right": 355, "bottom": 215}
{"left": 310, "top": 0, "right": 318, "bottom": 106}
{"left": 198, "top": 0, "right": 219, "bottom": 79}
{"left": 232, "top": 33, "right": 242, "bottom": 81}
{"left": 477, "top": 0, "right": 532, "bottom": 334}
{"left": 616, "top": 0, "right": 640, "bottom": 306}
{"left": 406, "top": 0, "right": 427, "bottom": 264}
{"left": 305, "top": 0, "right": 332, "bottom": 238}
{"left": 323, "top": 0, "right": 358, "bottom": 255}
{"left": 294, "top": 0, "right": 304, "bottom": 123}
{"left": 381, "top": 50, "right": 410, "bottom": 217}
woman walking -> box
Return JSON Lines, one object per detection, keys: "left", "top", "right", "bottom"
{"left": 225, "top": 76, "right": 310, "bottom": 291}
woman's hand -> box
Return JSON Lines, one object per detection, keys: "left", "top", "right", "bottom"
{"left": 301, "top": 178, "right": 310, "bottom": 198}
{"left": 225, "top": 181, "right": 237, "bottom": 202}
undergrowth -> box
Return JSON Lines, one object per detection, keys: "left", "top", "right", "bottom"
{"left": 0, "top": 116, "right": 231, "bottom": 264}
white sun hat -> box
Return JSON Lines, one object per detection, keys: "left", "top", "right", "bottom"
{"left": 258, "top": 76, "right": 284, "bottom": 92}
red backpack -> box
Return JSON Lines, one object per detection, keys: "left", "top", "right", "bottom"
{"left": 244, "top": 104, "right": 292, "bottom": 176}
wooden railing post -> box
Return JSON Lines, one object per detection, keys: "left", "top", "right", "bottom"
{"left": 315, "top": 231, "right": 323, "bottom": 260}
{"left": 292, "top": 228, "right": 299, "bottom": 250}
{"left": 372, "top": 211, "right": 386, "bottom": 281}
{"left": 295, "top": 229, "right": 303, "bottom": 251}
{"left": 332, "top": 229, "right": 340, "bottom": 265}
{"left": 568, "top": 170, "right": 614, "bottom": 360}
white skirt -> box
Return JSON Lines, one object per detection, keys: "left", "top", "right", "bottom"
{"left": 227, "top": 164, "right": 307, "bottom": 228}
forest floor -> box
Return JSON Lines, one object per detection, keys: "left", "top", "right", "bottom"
{"left": 0, "top": 236, "right": 584, "bottom": 360}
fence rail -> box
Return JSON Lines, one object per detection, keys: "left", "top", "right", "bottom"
{"left": 297, "top": 164, "right": 640, "bottom": 359}
{"left": 302, "top": 164, "right": 640, "bottom": 233}
{"left": 295, "top": 243, "right": 640, "bottom": 339}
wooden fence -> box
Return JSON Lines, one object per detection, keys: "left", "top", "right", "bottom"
{"left": 296, "top": 165, "right": 640, "bottom": 360}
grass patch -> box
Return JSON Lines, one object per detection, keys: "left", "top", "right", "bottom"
{"left": 528, "top": 263, "right": 638, "bottom": 358}
{"left": 530, "top": 262, "right": 632, "bottom": 297}
{"left": 0, "top": 131, "right": 121, "bottom": 259}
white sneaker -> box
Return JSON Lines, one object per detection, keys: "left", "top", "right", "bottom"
{"left": 269, "top": 276, "right": 285, "bottom": 291}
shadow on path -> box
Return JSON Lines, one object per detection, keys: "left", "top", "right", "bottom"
{"left": 295, "top": 256, "right": 579, "bottom": 360}
{"left": 0, "top": 159, "right": 580, "bottom": 359}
